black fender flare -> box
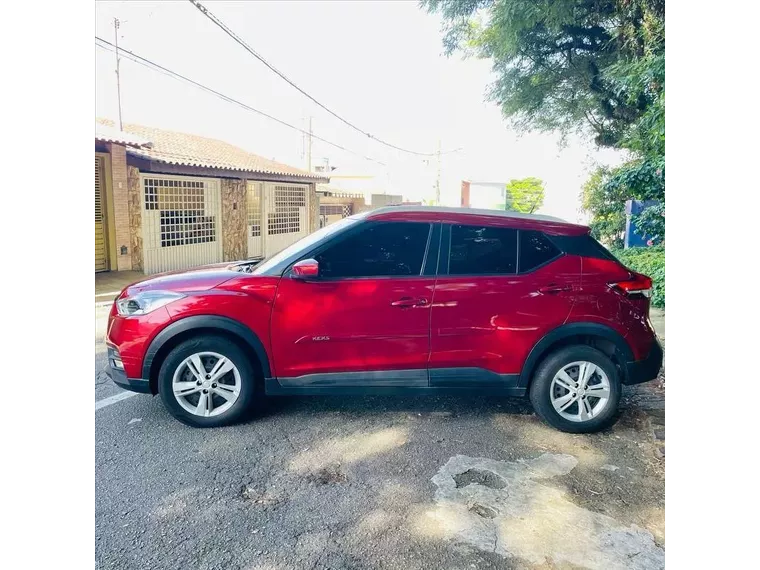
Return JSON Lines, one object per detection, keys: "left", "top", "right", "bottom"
{"left": 142, "top": 315, "right": 272, "bottom": 381}
{"left": 518, "top": 322, "right": 633, "bottom": 387}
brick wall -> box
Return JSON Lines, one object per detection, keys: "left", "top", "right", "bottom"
{"left": 126, "top": 166, "right": 143, "bottom": 272}
{"left": 221, "top": 178, "right": 247, "bottom": 262}
{"left": 108, "top": 143, "right": 133, "bottom": 271}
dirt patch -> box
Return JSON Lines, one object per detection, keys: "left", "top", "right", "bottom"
{"left": 454, "top": 468, "right": 507, "bottom": 490}
{"left": 306, "top": 464, "right": 348, "bottom": 485}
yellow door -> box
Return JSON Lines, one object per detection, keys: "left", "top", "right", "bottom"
{"left": 95, "top": 156, "right": 108, "bottom": 272}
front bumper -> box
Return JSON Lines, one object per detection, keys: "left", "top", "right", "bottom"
{"left": 623, "top": 339, "right": 663, "bottom": 385}
{"left": 104, "top": 346, "right": 151, "bottom": 394}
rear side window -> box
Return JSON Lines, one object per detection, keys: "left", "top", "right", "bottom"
{"left": 449, "top": 225, "right": 517, "bottom": 275}
{"left": 315, "top": 221, "right": 430, "bottom": 278}
{"left": 548, "top": 234, "right": 619, "bottom": 262}
{"left": 519, "top": 230, "right": 561, "bottom": 272}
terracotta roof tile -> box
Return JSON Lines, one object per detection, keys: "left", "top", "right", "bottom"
{"left": 95, "top": 121, "right": 152, "bottom": 148}
{"left": 96, "top": 118, "right": 328, "bottom": 182}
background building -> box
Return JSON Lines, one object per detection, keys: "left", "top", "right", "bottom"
{"left": 95, "top": 119, "right": 327, "bottom": 274}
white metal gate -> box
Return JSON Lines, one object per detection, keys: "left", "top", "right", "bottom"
{"left": 247, "top": 182, "right": 309, "bottom": 259}
{"left": 246, "top": 181, "right": 264, "bottom": 258}
{"left": 141, "top": 174, "right": 223, "bottom": 274}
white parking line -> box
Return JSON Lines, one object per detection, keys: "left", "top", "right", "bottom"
{"left": 95, "top": 391, "right": 139, "bottom": 411}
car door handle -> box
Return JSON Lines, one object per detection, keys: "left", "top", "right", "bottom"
{"left": 391, "top": 297, "right": 428, "bottom": 307}
{"left": 539, "top": 284, "right": 572, "bottom": 294}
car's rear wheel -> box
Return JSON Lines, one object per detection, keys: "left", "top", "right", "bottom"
{"left": 529, "top": 345, "right": 621, "bottom": 433}
{"left": 158, "top": 335, "right": 257, "bottom": 428}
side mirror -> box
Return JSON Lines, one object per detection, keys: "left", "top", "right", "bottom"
{"left": 292, "top": 258, "right": 319, "bottom": 279}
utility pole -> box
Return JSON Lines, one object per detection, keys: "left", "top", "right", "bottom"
{"left": 435, "top": 139, "right": 441, "bottom": 205}
{"left": 114, "top": 18, "right": 124, "bottom": 130}
{"left": 307, "top": 116, "right": 313, "bottom": 172}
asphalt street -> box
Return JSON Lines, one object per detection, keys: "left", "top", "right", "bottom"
{"left": 95, "top": 306, "right": 665, "bottom": 570}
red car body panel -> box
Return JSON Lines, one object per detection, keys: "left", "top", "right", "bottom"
{"left": 568, "top": 256, "right": 656, "bottom": 361}
{"left": 429, "top": 255, "right": 581, "bottom": 374}
{"left": 106, "top": 303, "right": 173, "bottom": 379}
{"left": 124, "top": 266, "right": 237, "bottom": 294}
{"left": 270, "top": 276, "right": 435, "bottom": 377}
{"left": 107, "top": 271, "right": 279, "bottom": 380}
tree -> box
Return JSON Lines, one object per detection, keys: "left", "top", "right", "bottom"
{"left": 504, "top": 177, "right": 545, "bottom": 213}
{"left": 423, "top": 0, "right": 665, "bottom": 245}
{"left": 581, "top": 157, "right": 664, "bottom": 246}
{"left": 422, "top": 0, "right": 664, "bottom": 150}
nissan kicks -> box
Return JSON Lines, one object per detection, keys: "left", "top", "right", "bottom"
{"left": 104, "top": 206, "right": 662, "bottom": 433}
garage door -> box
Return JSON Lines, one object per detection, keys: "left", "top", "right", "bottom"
{"left": 141, "top": 174, "right": 223, "bottom": 274}
{"left": 95, "top": 156, "right": 108, "bottom": 272}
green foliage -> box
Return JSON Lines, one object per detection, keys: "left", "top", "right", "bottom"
{"left": 423, "top": 0, "right": 665, "bottom": 150}
{"left": 424, "top": 0, "right": 666, "bottom": 248}
{"left": 504, "top": 177, "right": 545, "bottom": 213}
{"left": 632, "top": 202, "right": 664, "bottom": 244}
{"left": 582, "top": 156, "right": 664, "bottom": 245}
{"left": 581, "top": 166, "right": 626, "bottom": 248}
{"left": 612, "top": 245, "right": 665, "bottom": 308}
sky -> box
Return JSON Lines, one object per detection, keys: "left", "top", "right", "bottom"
{"left": 95, "top": 0, "right": 624, "bottom": 223}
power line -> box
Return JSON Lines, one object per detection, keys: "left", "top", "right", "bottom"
{"left": 95, "top": 37, "right": 387, "bottom": 166}
{"left": 188, "top": 0, "right": 461, "bottom": 158}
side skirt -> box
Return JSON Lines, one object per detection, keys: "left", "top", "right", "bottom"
{"left": 265, "top": 368, "right": 526, "bottom": 397}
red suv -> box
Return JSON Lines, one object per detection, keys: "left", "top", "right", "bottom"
{"left": 105, "top": 206, "right": 662, "bottom": 433}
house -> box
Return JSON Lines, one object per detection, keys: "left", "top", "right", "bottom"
{"left": 460, "top": 180, "right": 508, "bottom": 210}
{"left": 371, "top": 194, "right": 404, "bottom": 208}
{"left": 315, "top": 186, "right": 367, "bottom": 227}
{"left": 95, "top": 119, "right": 328, "bottom": 275}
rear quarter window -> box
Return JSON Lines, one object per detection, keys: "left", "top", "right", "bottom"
{"left": 518, "top": 231, "right": 561, "bottom": 272}
{"left": 547, "top": 234, "right": 620, "bottom": 262}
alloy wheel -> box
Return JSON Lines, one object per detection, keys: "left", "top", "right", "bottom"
{"left": 550, "top": 361, "right": 611, "bottom": 422}
{"left": 171, "top": 351, "right": 241, "bottom": 418}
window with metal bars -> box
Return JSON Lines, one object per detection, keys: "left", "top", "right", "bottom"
{"left": 268, "top": 185, "right": 306, "bottom": 235}
{"left": 320, "top": 204, "right": 344, "bottom": 216}
{"left": 144, "top": 178, "right": 216, "bottom": 247}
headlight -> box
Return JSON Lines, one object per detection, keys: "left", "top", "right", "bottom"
{"left": 116, "top": 290, "right": 186, "bottom": 316}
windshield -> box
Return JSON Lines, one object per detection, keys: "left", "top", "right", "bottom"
{"left": 252, "top": 217, "right": 359, "bottom": 275}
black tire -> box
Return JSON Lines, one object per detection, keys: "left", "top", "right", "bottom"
{"left": 529, "top": 345, "right": 622, "bottom": 434}
{"left": 158, "top": 335, "right": 259, "bottom": 428}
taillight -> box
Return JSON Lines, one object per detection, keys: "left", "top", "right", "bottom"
{"left": 609, "top": 273, "right": 653, "bottom": 299}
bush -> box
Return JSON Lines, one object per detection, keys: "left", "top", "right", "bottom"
{"left": 611, "top": 245, "right": 665, "bottom": 308}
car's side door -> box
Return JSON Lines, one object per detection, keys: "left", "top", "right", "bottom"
{"left": 270, "top": 220, "right": 439, "bottom": 387}
{"left": 429, "top": 223, "right": 580, "bottom": 388}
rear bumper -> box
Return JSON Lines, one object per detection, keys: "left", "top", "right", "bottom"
{"left": 623, "top": 339, "right": 663, "bottom": 385}
{"left": 104, "top": 346, "right": 151, "bottom": 394}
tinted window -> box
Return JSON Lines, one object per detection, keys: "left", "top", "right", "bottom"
{"left": 316, "top": 221, "right": 430, "bottom": 278}
{"left": 519, "top": 231, "right": 561, "bottom": 272}
{"left": 449, "top": 225, "right": 517, "bottom": 275}
{"left": 547, "top": 234, "right": 619, "bottom": 262}
{"left": 253, "top": 217, "right": 358, "bottom": 275}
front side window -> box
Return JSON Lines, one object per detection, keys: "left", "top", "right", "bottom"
{"left": 449, "top": 224, "right": 517, "bottom": 275}
{"left": 316, "top": 222, "right": 431, "bottom": 278}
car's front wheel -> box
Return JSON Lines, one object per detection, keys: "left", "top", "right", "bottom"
{"left": 158, "top": 335, "right": 257, "bottom": 427}
{"left": 529, "top": 345, "right": 622, "bottom": 433}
